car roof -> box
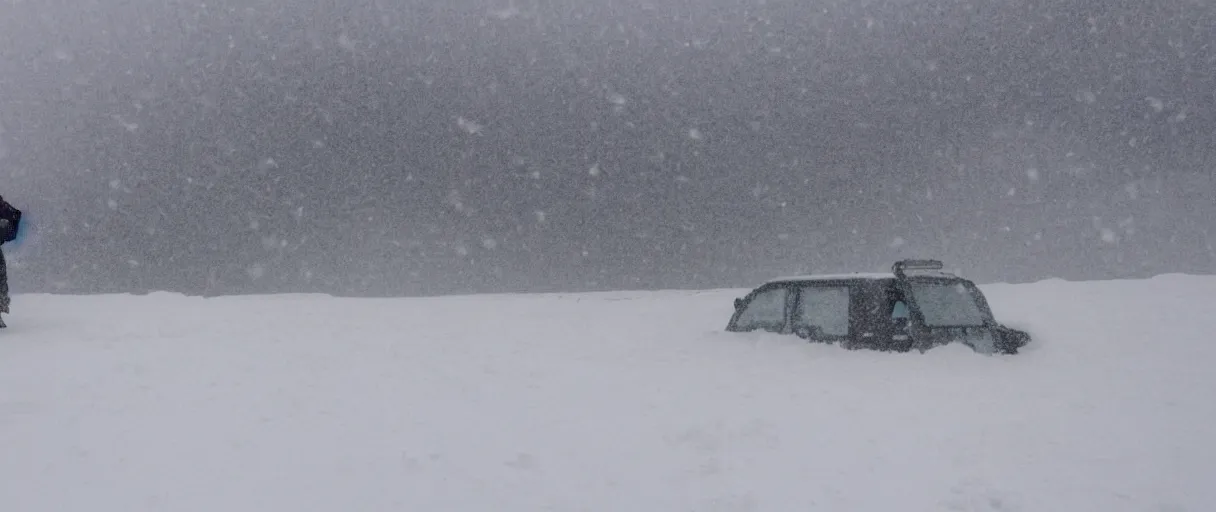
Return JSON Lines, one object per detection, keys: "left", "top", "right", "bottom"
{"left": 764, "top": 271, "right": 967, "bottom": 285}
{"left": 765, "top": 272, "right": 896, "bottom": 284}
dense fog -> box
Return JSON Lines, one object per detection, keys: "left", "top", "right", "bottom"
{"left": 1, "top": 0, "right": 1213, "bottom": 296}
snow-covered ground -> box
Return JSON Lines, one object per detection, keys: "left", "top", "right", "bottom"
{"left": 1, "top": 275, "right": 1213, "bottom": 511}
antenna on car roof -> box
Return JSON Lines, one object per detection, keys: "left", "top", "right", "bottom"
{"left": 892, "top": 259, "right": 944, "bottom": 279}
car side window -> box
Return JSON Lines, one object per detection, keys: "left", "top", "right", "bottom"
{"left": 794, "top": 285, "right": 851, "bottom": 337}
{"left": 734, "top": 287, "right": 788, "bottom": 332}
{"left": 891, "top": 298, "right": 909, "bottom": 320}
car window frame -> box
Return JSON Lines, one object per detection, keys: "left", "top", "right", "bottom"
{"left": 790, "top": 281, "right": 855, "bottom": 341}
{"left": 899, "top": 276, "right": 996, "bottom": 328}
{"left": 727, "top": 283, "right": 793, "bottom": 333}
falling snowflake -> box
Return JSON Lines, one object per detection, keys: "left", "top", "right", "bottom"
{"left": 1124, "top": 182, "right": 1139, "bottom": 200}
{"left": 111, "top": 114, "right": 139, "bottom": 132}
{"left": 487, "top": 4, "right": 521, "bottom": 19}
{"left": 1171, "top": 107, "right": 1189, "bottom": 123}
{"left": 1145, "top": 96, "right": 1164, "bottom": 113}
{"left": 337, "top": 33, "right": 357, "bottom": 52}
{"left": 456, "top": 117, "right": 483, "bottom": 135}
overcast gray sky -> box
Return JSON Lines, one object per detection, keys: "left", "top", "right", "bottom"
{"left": 1, "top": 0, "right": 1213, "bottom": 296}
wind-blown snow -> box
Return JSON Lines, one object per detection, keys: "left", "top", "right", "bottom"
{"left": 1, "top": 275, "right": 1213, "bottom": 511}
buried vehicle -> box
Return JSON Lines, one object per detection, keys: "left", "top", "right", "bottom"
{"left": 726, "top": 260, "right": 1030, "bottom": 354}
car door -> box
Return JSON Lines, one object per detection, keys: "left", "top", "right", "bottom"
{"left": 870, "top": 281, "right": 913, "bottom": 351}
{"left": 790, "top": 282, "right": 853, "bottom": 343}
{"left": 728, "top": 284, "right": 792, "bottom": 333}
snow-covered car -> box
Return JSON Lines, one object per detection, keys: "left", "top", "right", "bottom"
{"left": 726, "top": 259, "right": 1030, "bottom": 354}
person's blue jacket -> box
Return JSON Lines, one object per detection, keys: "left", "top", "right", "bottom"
{"left": 0, "top": 195, "right": 20, "bottom": 244}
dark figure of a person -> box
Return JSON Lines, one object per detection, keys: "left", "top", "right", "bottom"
{"left": 0, "top": 195, "right": 22, "bottom": 328}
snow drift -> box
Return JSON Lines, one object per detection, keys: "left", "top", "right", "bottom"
{"left": 1, "top": 275, "right": 1213, "bottom": 511}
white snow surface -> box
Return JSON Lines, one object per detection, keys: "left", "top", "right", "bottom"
{"left": 2, "top": 275, "right": 1214, "bottom": 511}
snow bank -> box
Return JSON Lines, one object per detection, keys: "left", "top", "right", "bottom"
{"left": 2, "top": 275, "right": 1213, "bottom": 511}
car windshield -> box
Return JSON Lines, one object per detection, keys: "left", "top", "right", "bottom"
{"left": 908, "top": 280, "right": 987, "bottom": 327}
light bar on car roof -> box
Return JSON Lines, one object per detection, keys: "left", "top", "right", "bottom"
{"left": 892, "top": 259, "right": 944, "bottom": 277}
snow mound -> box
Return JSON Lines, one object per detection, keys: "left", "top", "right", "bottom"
{"left": 2, "top": 276, "right": 1213, "bottom": 511}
